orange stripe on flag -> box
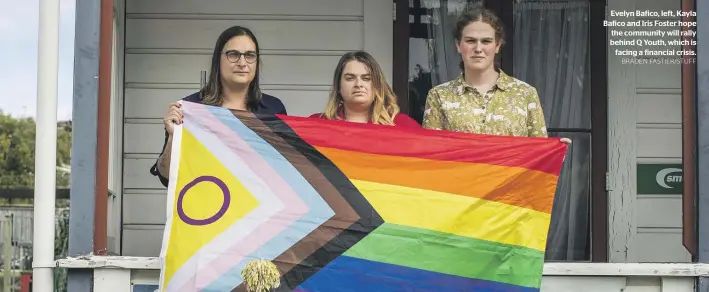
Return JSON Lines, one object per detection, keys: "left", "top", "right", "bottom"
{"left": 281, "top": 116, "right": 568, "bottom": 175}
{"left": 315, "top": 146, "right": 559, "bottom": 214}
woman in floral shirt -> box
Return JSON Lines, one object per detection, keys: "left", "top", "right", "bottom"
{"left": 422, "top": 8, "right": 548, "bottom": 138}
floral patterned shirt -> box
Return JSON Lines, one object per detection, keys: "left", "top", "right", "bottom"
{"left": 422, "top": 70, "right": 548, "bottom": 137}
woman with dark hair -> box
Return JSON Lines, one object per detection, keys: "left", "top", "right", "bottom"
{"left": 309, "top": 51, "right": 420, "bottom": 128}
{"left": 149, "top": 26, "right": 287, "bottom": 187}
{"left": 422, "top": 8, "right": 548, "bottom": 138}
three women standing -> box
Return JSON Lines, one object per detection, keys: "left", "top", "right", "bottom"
{"left": 150, "top": 8, "right": 550, "bottom": 186}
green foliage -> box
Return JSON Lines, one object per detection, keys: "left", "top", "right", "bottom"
{"left": 0, "top": 112, "right": 72, "bottom": 291}
{"left": 54, "top": 208, "right": 69, "bottom": 292}
{"left": 0, "top": 112, "right": 72, "bottom": 189}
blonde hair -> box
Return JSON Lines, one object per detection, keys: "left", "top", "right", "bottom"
{"left": 322, "top": 51, "right": 400, "bottom": 125}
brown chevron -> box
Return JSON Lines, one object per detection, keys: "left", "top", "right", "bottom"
{"left": 229, "top": 112, "right": 383, "bottom": 291}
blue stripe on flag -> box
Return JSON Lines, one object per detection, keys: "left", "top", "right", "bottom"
{"left": 296, "top": 256, "right": 540, "bottom": 292}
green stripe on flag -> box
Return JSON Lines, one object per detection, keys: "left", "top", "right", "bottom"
{"left": 344, "top": 223, "right": 545, "bottom": 288}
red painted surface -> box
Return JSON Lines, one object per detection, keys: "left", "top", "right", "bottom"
{"left": 20, "top": 272, "right": 31, "bottom": 292}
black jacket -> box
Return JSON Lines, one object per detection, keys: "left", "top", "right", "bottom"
{"left": 148, "top": 92, "right": 287, "bottom": 187}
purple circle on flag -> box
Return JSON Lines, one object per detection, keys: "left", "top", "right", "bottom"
{"left": 177, "top": 175, "right": 230, "bottom": 226}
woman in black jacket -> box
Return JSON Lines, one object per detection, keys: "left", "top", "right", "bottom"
{"left": 149, "top": 25, "right": 287, "bottom": 187}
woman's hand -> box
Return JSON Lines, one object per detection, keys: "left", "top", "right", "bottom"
{"left": 163, "top": 102, "right": 183, "bottom": 135}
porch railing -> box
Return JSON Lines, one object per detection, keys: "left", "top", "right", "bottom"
{"left": 55, "top": 256, "right": 708, "bottom": 292}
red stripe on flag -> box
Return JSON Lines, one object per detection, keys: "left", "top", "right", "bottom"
{"left": 279, "top": 115, "right": 568, "bottom": 176}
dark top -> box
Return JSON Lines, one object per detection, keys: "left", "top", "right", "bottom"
{"left": 149, "top": 92, "right": 287, "bottom": 187}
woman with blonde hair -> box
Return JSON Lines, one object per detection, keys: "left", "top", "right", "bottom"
{"left": 309, "top": 51, "right": 420, "bottom": 128}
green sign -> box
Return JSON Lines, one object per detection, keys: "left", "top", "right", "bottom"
{"left": 637, "top": 164, "right": 683, "bottom": 194}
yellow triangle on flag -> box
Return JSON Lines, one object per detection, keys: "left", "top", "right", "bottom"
{"left": 163, "top": 128, "right": 260, "bottom": 285}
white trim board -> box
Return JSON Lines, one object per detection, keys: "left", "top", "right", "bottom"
{"left": 55, "top": 256, "right": 709, "bottom": 277}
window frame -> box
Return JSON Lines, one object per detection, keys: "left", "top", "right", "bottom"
{"left": 392, "top": 0, "right": 609, "bottom": 262}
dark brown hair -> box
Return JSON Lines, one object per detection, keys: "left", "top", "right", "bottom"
{"left": 454, "top": 8, "right": 506, "bottom": 70}
{"left": 200, "top": 26, "right": 263, "bottom": 111}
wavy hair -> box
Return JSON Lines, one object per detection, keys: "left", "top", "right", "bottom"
{"left": 199, "top": 26, "right": 263, "bottom": 111}
{"left": 322, "top": 51, "right": 400, "bottom": 125}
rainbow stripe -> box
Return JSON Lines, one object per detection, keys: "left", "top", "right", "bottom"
{"left": 158, "top": 101, "right": 568, "bottom": 292}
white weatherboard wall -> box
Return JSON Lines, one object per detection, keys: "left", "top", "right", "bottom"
{"left": 608, "top": 0, "right": 689, "bottom": 262}
{"left": 120, "top": 0, "right": 393, "bottom": 256}
{"left": 633, "top": 0, "right": 688, "bottom": 263}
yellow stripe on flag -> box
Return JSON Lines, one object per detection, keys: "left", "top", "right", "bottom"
{"left": 315, "top": 146, "right": 558, "bottom": 214}
{"left": 351, "top": 179, "right": 550, "bottom": 251}
{"left": 163, "top": 129, "right": 260, "bottom": 286}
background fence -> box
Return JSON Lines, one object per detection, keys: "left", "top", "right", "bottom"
{"left": 0, "top": 205, "right": 69, "bottom": 292}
